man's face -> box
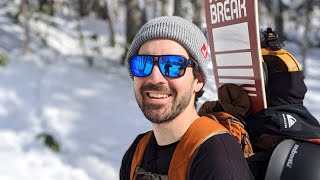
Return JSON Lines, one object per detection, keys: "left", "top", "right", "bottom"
{"left": 133, "top": 39, "right": 203, "bottom": 124}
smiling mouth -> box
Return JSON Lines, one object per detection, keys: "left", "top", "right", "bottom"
{"left": 147, "top": 92, "right": 171, "bottom": 99}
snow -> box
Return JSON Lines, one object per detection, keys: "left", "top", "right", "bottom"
{"left": 0, "top": 3, "right": 319, "bottom": 180}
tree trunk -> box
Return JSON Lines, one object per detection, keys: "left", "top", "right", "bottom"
{"left": 22, "top": 0, "right": 30, "bottom": 55}
{"left": 76, "top": 0, "right": 92, "bottom": 66}
{"left": 122, "top": 0, "right": 143, "bottom": 65}
{"left": 105, "top": 0, "right": 116, "bottom": 46}
{"left": 161, "top": 0, "right": 170, "bottom": 16}
{"left": 301, "top": 1, "right": 312, "bottom": 75}
{"left": 78, "top": 0, "right": 88, "bottom": 16}
{"left": 273, "top": 0, "right": 284, "bottom": 39}
{"left": 152, "top": 0, "right": 161, "bottom": 18}
{"left": 38, "top": 0, "right": 44, "bottom": 11}
{"left": 126, "top": 0, "right": 142, "bottom": 43}
{"left": 48, "top": 0, "right": 55, "bottom": 16}
{"left": 192, "top": 0, "right": 204, "bottom": 29}
{"left": 173, "top": 0, "right": 193, "bottom": 20}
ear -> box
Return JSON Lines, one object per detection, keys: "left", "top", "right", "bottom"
{"left": 194, "top": 75, "right": 204, "bottom": 93}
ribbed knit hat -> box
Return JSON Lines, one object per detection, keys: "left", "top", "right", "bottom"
{"left": 126, "top": 16, "right": 209, "bottom": 84}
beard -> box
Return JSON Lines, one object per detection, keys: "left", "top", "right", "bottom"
{"left": 135, "top": 83, "right": 194, "bottom": 124}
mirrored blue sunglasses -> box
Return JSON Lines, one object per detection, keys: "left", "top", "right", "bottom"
{"left": 129, "top": 55, "right": 197, "bottom": 78}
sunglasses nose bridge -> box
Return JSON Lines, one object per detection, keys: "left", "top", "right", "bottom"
{"left": 151, "top": 56, "right": 162, "bottom": 72}
{"left": 149, "top": 66, "right": 167, "bottom": 82}
{"left": 148, "top": 57, "right": 167, "bottom": 82}
{"left": 152, "top": 56, "right": 159, "bottom": 65}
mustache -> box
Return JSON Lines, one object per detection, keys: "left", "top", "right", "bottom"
{"left": 141, "top": 83, "right": 174, "bottom": 93}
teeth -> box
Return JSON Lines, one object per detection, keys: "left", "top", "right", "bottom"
{"left": 148, "top": 93, "right": 170, "bottom": 98}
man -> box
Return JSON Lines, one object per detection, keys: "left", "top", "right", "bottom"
{"left": 164, "top": 60, "right": 172, "bottom": 76}
{"left": 120, "top": 16, "right": 254, "bottom": 180}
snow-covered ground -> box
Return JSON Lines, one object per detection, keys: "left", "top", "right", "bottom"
{"left": 0, "top": 2, "right": 319, "bottom": 180}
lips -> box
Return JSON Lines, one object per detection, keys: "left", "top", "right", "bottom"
{"left": 147, "top": 92, "right": 171, "bottom": 99}
{"left": 141, "top": 84, "right": 173, "bottom": 100}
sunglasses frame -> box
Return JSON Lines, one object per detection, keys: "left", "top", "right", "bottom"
{"left": 129, "top": 54, "right": 197, "bottom": 78}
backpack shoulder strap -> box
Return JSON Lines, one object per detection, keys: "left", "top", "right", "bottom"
{"left": 168, "top": 116, "right": 229, "bottom": 179}
{"left": 130, "top": 131, "right": 152, "bottom": 180}
{"left": 130, "top": 117, "right": 229, "bottom": 180}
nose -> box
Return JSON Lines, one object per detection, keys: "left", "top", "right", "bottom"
{"left": 147, "top": 65, "right": 167, "bottom": 84}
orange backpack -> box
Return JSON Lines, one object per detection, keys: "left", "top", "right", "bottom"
{"left": 130, "top": 115, "right": 254, "bottom": 180}
{"left": 130, "top": 116, "right": 228, "bottom": 180}
{"left": 198, "top": 83, "right": 254, "bottom": 158}
{"left": 204, "top": 111, "right": 254, "bottom": 158}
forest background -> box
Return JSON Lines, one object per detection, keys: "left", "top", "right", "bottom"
{"left": 0, "top": 0, "right": 320, "bottom": 179}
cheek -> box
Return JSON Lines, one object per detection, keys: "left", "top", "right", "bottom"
{"left": 133, "top": 78, "right": 143, "bottom": 93}
{"left": 173, "top": 70, "right": 196, "bottom": 93}
{"left": 184, "top": 68, "right": 203, "bottom": 93}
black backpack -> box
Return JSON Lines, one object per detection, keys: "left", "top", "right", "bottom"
{"left": 246, "top": 28, "right": 320, "bottom": 180}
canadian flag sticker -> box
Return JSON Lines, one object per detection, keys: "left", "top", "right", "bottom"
{"left": 201, "top": 43, "right": 208, "bottom": 58}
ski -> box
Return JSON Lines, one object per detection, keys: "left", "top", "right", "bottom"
{"left": 204, "top": 0, "right": 267, "bottom": 113}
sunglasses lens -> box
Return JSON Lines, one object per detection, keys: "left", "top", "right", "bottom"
{"left": 159, "top": 55, "right": 187, "bottom": 78}
{"left": 130, "top": 56, "right": 153, "bottom": 77}
{"left": 130, "top": 55, "right": 189, "bottom": 78}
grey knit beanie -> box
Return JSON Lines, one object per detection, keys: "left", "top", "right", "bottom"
{"left": 127, "top": 16, "right": 209, "bottom": 84}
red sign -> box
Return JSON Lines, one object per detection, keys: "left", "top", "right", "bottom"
{"left": 204, "top": 0, "right": 267, "bottom": 113}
